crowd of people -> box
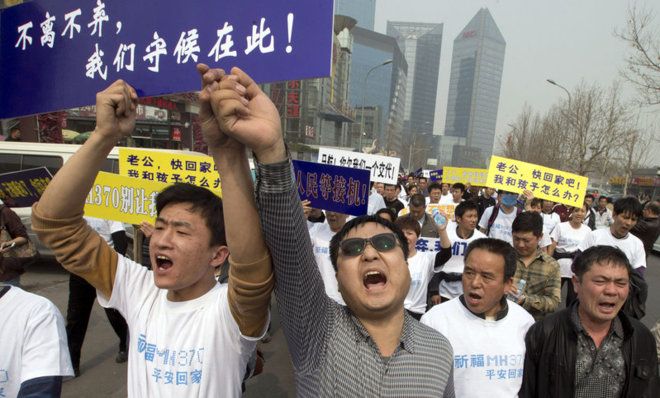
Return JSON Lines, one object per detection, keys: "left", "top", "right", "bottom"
{"left": 1, "top": 66, "right": 659, "bottom": 397}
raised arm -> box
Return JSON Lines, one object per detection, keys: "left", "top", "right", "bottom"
{"left": 197, "top": 64, "right": 273, "bottom": 337}
{"left": 202, "top": 66, "right": 331, "bottom": 366}
{"left": 32, "top": 81, "right": 137, "bottom": 297}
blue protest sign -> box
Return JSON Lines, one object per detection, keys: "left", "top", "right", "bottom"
{"left": 0, "top": 0, "right": 333, "bottom": 118}
{"left": 292, "top": 160, "right": 370, "bottom": 217}
{"left": 429, "top": 168, "right": 443, "bottom": 182}
{"left": 0, "top": 167, "right": 53, "bottom": 208}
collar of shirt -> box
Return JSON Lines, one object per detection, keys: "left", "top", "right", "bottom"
{"left": 458, "top": 294, "right": 510, "bottom": 321}
{"left": 518, "top": 249, "right": 547, "bottom": 266}
{"left": 570, "top": 301, "right": 624, "bottom": 340}
{"left": 349, "top": 310, "right": 417, "bottom": 355}
{"left": 455, "top": 225, "right": 475, "bottom": 240}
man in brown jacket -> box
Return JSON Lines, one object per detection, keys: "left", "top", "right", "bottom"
{"left": 31, "top": 74, "right": 273, "bottom": 396}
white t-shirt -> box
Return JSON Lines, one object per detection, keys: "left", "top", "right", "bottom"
{"left": 84, "top": 216, "right": 125, "bottom": 248}
{"left": 541, "top": 212, "right": 561, "bottom": 237}
{"left": 404, "top": 250, "right": 439, "bottom": 314}
{"left": 97, "top": 257, "right": 265, "bottom": 397}
{"left": 439, "top": 193, "right": 452, "bottom": 203}
{"left": 594, "top": 208, "right": 614, "bottom": 230}
{"left": 0, "top": 287, "right": 73, "bottom": 398}
{"left": 308, "top": 222, "right": 345, "bottom": 305}
{"left": 578, "top": 228, "right": 646, "bottom": 270}
{"left": 367, "top": 191, "right": 386, "bottom": 215}
{"left": 439, "top": 223, "right": 487, "bottom": 299}
{"left": 551, "top": 222, "right": 591, "bottom": 278}
{"left": 478, "top": 206, "right": 518, "bottom": 244}
{"left": 421, "top": 298, "right": 535, "bottom": 398}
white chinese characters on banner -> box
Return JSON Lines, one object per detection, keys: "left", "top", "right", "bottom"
{"left": 11, "top": 5, "right": 297, "bottom": 83}
{"left": 317, "top": 148, "right": 400, "bottom": 185}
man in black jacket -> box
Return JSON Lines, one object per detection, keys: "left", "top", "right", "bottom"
{"left": 520, "top": 246, "right": 658, "bottom": 397}
{"left": 631, "top": 200, "right": 660, "bottom": 257}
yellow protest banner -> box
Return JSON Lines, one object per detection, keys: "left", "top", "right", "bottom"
{"left": 118, "top": 148, "right": 222, "bottom": 196}
{"left": 486, "top": 156, "right": 588, "bottom": 208}
{"left": 398, "top": 203, "right": 457, "bottom": 221}
{"left": 442, "top": 167, "right": 488, "bottom": 186}
{"left": 84, "top": 172, "right": 168, "bottom": 225}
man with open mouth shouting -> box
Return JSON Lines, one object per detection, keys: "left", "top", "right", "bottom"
{"left": 422, "top": 238, "right": 535, "bottom": 397}
{"left": 520, "top": 246, "right": 658, "bottom": 397}
{"left": 31, "top": 73, "right": 273, "bottom": 397}
{"left": 201, "top": 64, "right": 455, "bottom": 397}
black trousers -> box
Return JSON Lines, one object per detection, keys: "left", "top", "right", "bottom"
{"left": 562, "top": 277, "right": 577, "bottom": 307}
{"left": 66, "top": 273, "right": 128, "bottom": 368}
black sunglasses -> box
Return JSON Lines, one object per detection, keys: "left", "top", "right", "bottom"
{"left": 339, "top": 233, "right": 399, "bottom": 257}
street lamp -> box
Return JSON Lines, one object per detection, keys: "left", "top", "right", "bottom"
{"left": 360, "top": 59, "right": 393, "bottom": 152}
{"left": 546, "top": 79, "right": 572, "bottom": 106}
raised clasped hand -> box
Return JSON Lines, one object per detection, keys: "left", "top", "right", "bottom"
{"left": 196, "top": 63, "right": 284, "bottom": 163}
{"left": 94, "top": 80, "right": 138, "bottom": 142}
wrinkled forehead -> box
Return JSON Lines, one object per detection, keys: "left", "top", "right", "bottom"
{"left": 585, "top": 260, "right": 630, "bottom": 280}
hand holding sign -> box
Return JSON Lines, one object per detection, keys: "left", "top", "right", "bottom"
{"left": 95, "top": 79, "right": 138, "bottom": 142}
{"left": 206, "top": 66, "right": 285, "bottom": 164}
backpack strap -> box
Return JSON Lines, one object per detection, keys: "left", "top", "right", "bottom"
{"left": 0, "top": 285, "right": 10, "bottom": 300}
{"left": 486, "top": 205, "right": 500, "bottom": 236}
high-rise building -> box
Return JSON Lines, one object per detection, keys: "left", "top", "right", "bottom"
{"left": 335, "top": 0, "right": 376, "bottom": 30}
{"left": 386, "top": 22, "right": 443, "bottom": 169}
{"left": 349, "top": 26, "right": 408, "bottom": 156}
{"left": 267, "top": 16, "right": 357, "bottom": 158}
{"left": 442, "top": 8, "right": 506, "bottom": 167}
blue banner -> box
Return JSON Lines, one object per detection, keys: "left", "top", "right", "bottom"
{"left": 429, "top": 168, "right": 443, "bottom": 182}
{"left": 0, "top": 0, "right": 334, "bottom": 118}
{"left": 292, "top": 160, "right": 370, "bottom": 217}
{"left": 0, "top": 167, "right": 53, "bottom": 208}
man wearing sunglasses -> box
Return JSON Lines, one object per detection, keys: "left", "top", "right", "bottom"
{"left": 203, "top": 65, "right": 455, "bottom": 397}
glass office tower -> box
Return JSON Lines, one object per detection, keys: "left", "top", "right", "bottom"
{"left": 443, "top": 8, "right": 506, "bottom": 167}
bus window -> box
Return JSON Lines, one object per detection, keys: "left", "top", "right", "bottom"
{"left": 21, "top": 155, "right": 63, "bottom": 175}
{"left": 100, "top": 159, "right": 120, "bottom": 173}
{"left": 0, "top": 154, "right": 21, "bottom": 174}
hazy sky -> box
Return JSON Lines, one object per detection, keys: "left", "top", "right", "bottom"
{"left": 374, "top": 0, "right": 659, "bottom": 164}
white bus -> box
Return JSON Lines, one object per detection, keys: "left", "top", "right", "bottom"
{"left": 0, "top": 141, "right": 209, "bottom": 259}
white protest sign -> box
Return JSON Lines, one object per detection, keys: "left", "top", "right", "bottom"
{"left": 317, "top": 148, "right": 400, "bottom": 185}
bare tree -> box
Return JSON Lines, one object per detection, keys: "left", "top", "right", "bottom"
{"left": 497, "top": 81, "right": 634, "bottom": 178}
{"left": 617, "top": 3, "right": 660, "bottom": 105}
{"left": 610, "top": 125, "right": 654, "bottom": 195}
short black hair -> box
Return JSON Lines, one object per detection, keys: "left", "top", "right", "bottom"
{"left": 452, "top": 182, "right": 465, "bottom": 192}
{"left": 613, "top": 197, "right": 643, "bottom": 218}
{"left": 428, "top": 182, "right": 442, "bottom": 192}
{"left": 585, "top": 194, "right": 595, "bottom": 200}
{"left": 418, "top": 176, "right": 427, "bottom": 182}
{"left": 530, "top": 198, "right": 543, "bottom": 208}
{"left": 156, "top": 183, "right": 226, "bottom": 247}
{"left": 375, "top": 208, "right": 396, "bottom": 221}
{"left": 598, "top": 196, "right": 608, "bottom": 202}
{"left": 329, "top": 215, "right": 409, "bottom": 271}
{"left": 395, "top": 216, "right": 421, "bottom": 237}
{"left": 645, "top": 200, "right": 660, "bottom": 216}
{"left": 512, "top": 212, "right": 543, "bottom": 237}
{"left": 572, "top": 245, "right": 632, "bottom": 280}
{"left": 9, "top": 126, "right": 20, "bottom": 133}
{"left": 409, "top": 193, "right": 426, "bottom": 208}
{"left": 384, "top": 183, "right": 397, "bottom": 189}
{"left": 464, "top": 238, "right": 518, "bottom": 281}
{"left": 455, "top": 200, "right": 478, "bottom": 219}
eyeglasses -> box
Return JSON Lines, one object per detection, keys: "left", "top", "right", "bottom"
{"left": 339, "top": 233, "right": 398, "bottom": 257}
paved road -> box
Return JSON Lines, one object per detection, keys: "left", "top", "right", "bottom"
{"left": 16, "top": 253, "right": 660, "bottom": 397}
